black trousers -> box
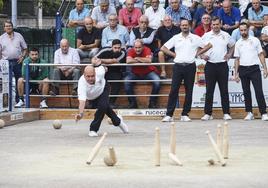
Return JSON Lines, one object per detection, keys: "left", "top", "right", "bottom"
{"left": 204, "top": 62, "right": 230, "bottom": 115}
{"left": 90, "top": 84, "right": 120, "bottom": 132}
{"left": 105, "top": 72, "right": 122, "bottom": 105}
{"left": 166, "top": 63, "right": 196, "bottom": 116}
{"left": 238, "top": 65, "right": 267, "bottom": 115}
{"left": 9, "top": 60, "right": 22, "bottom": 102}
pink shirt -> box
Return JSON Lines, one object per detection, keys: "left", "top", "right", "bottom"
{"left": 119, "top": 8, "right": 142, "bottom": 31}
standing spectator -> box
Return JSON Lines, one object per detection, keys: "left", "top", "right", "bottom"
{"left": 119, "top": 0, "right": 142, "bottom": 32}
{"left": 125, "top": 39, "right": 161, "bottom": 109}
{"left": 234, "top": 22, "right": 268, "bottom": 121}
{"left": 145, "top": 0, "right": 166, "bottom": 30}
{"left": 91, "top": 0, "right": 117, "bottom": 30}
{"left": 50, "top": 39, "right": 80, "bottom": 96}
{"left": 156, "top": 15, "right": 180, "bottom": 78}
{"left": 165, "top": 0, "right": 192, "bottom": 27}
{"left": 200, "top": 16, "right": 235, "bottom": 121}
{"left": 194, "top": 13, "right": 212, "bottom": 37}
{"left": 68, "top": 0, "right": 90, "bottom": 29}
{"left": 0, "top": 20, "right": 27, "bottom": 102}
{"left": 248, "top": 0, "right": 268, "bottom": 37}
{"left": 15, "top": 48, "right": 49, "bottom": 108}
{"left": 218, "top": 0, "right": 241, "bottom": 34}
{"left": 92, "top": 39, "right": 126, "bottom": 108}
{"left": 192, "top": 0, "right": 218, "bottom": 29}
{"left": 101, "top": 14, "right": 129, "bottom": 48}
{"left": 161, "top": 19, "right": 208, "bottom": 122}
{"left": 77, "top": 17, "right": 101, "bottom": 59}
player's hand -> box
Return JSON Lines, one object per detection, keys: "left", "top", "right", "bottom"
{"left": 234, "top": 74, "right": 240, "bottom": 83}
{"left": 75, "top": 113, "right": 83, "bottom": 122}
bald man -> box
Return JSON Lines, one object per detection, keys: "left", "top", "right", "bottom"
{"left": 75, "top": 65, "right": 128, "bottom": 137}
{"left": 68, "top": 0, "right": 90, "bottom": 28}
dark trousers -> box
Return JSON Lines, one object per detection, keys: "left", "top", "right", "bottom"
{"left": 105, "top": 72, "right": 122, "bottom": 105}
{"left": 204, "top": 62, "right": 230, "bottom": 115}
{"left": 166, "top": 63, "right": 196, "bottom": 116}
{"left": 9, "top": 60, "right": 22, "bottom": 102}
{"left": 238, "top": 65, "right": 267, "bottom": 115}
{"left": 90, "top": 84, "right": 120, "bottom": 132}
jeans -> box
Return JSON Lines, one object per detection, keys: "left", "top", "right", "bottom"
{"left": 9, "top": 59, "right": 22, "bottom": 102}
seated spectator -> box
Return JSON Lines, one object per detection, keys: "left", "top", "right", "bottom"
{"left": 165, "top": 0, "right": 192, "bottom": 27}
{"left": 50, "top": 39, "right": 80, "bottom": 96}
{"left": 119, "top": 0, "right": 142, "bottom": 32}
{"left": 194, "top": 13, "right": 212, "bottom": 37}
{"left": 218, "top": 0, "right": 241, "bottom": 34}
{"left": 92, "top": 39, "right": 126, "bottom": 108}
{"left": 145, "top": 0, "right": 166, "bottom": 30}
{"left": 181, "top": 0, "right": 200, "bottom": 16}
{"left": 101, "top": 14, "right": 130, "bottom": 48}
{"left": 68, "top": 0, "right": 90, "bottom": 29}
{"left": 124, "top": 39, "right": 160, "bottom": 109}
{"left": 129, "top": 15, "right": 157, "bottom": 53}
{"left": 260, "top": 15, "right": 268, "bottom": 56}
{"left": 91, "top": 0, "right": 117, "bottom": 30}
{"left": 248, "top": 0, "right": 268, "bottom": 37}
{"left": 15, "top": 48, "right": 49, "bottom": 108}
{"left": 232, "top": 19, "right": 254, "bottom": 41}
{"left": 192, "top": 0, "right": 218, "bottom": 29}
{"left": 94, "top": 0, "right": 120, "bottom": 9}
{"left": 238, "top": 0, "right": 252, "bottom": 19}
{"left": 77, "top": 17, "right": 101, "bottom": 60}
{"left": 156, "top": 15, "right": 180, "bottom": 78}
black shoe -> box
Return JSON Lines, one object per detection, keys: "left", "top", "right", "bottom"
{"left": 49, "top": 87, "right": 59, "bottom": 96}
{"left": 72, "top": 89, "right": 77, "bottom": 96}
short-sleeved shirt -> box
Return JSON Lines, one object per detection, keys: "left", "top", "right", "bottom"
{"left": 193, "top": 7, "right": 219, "bottom": 27}
{"left": 165, "top": 5, "right": 192, "bottom": 26}
{"left": 164, "top": 33, "right": 205, "bottom": 63}
{"left": 54, "top": 47, "right": 80, "bottom": 70}
{"left": 217, "top": 7, "right": 241, "bottom": 26}
{"left": 202, "top": 30, "right": 235, "bottom": 62}
{"left": 68, "top": 8, "right": 90, "bottom": 21}
{"left": 91, "top": 6, "right": 117, "bottom": 26}
{"left": 77, "top": 27, "right": 101, "bottom": 45}
{"left": 78, "top": 66, "right": 106, "bottom": 101}
{"left": 234, "top": 36, "right": 263, "bottom": 66}
{"left": 127, "top": 46, "right": 157, "bottom": 76}
{"left": 94, "top": 0, "right": 119, "bottom": 8}
{"left": 119, "top": 8, "right": 142, "bottom": 30}
{"left": 101, "top": 25, "right": 129, "bottom": 48}
{"left": 0, "top": 32, "right": 27, "bottom": 60}
{"left": 181, "top": 0, "right": 200, "bottom": 8}
{"left": 155, "top": 25, "right": 180, "bottom": 46}
{"left": 145, "top": 6, "right": 166, "bottom": 30}
{"left": 22, "top": 57, "right": 49, "bottom": 80}
{"left": 248, "top": 5, "right": 268, "bottom": 21}
{"left": 194, "top": 24, "right": 211, "bottom": 37}
{"left": 261, "top": 26, "right": 268, "bottom": 45}
{"left": 231, "top": 27, "right": 254, "bottom": 42}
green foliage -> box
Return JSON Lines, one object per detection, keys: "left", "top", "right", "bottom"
{"left": 36, "top": 0, "right": 62, "bottom": 16}
{"left": 0, "top": 0, "right": 3, "bottom": 12}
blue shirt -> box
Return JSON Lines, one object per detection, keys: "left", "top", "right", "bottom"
{"left": 248, "top": 5, "right": 268, "bottom": 21}
{"left": 217, "top": 6, "right": 241, "bottom": 26}
{"left": 165, "top": 5, "right": 192, "bottom": 25}
{"left": 101, "top": 25, "right": 130, "bottom": 48}
{"left": 68, "top": 7, "right": 90, "bottom": 21}
{"left": 193, "top": 7, "right": 219, "bottom": 26}
{"left": 231, "top": 28, "right": 254, "bottom": 42}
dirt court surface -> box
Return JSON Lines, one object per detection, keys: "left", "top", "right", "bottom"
{"left": 1, "top": 118, "right": 268, "bottom": 188}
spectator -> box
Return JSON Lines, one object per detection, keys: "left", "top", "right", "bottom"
{"left": 15, "top": 48, "right": 49, "bottom": 108}
{"left": 101, "top": 14, "right": 129, "bottom": 48}
{"left": 125, "top": 39, "right": 160, "bottom": 109}
{"left": 260, "top": 15, "right": 268, "bottom": 56}
{"left": 91, "top": 0, "right": 117, "bottom": 30}
{"left": 77, "top": 17, "right": 101, "bottom": 60}
{"left": 145, "top": 0, "right": 166, "bottom": 30}
{"left": 192, "top": 0, "right": 218, "bottom": 29}
{"left": 94, "top": 0, "right": 120, "bottom": 9}
{"left": 239, "top": 0, "right": 252, "bottom": 18}
{"left": 231, "top": 19, "right": 254, "bottom": 41}
{"left": 129, "top": 15, "right": 157, "bottom": 53}
{"left": 165, "top": 0, "right": 192, "bottom": 27}
{"left": 50, "top": 39, "right": 80, "bottom": 96}
{"left": 68, "top": 0, "right": 90, "bottom": 29}
{"left": 194, "top": 13, "right": 212, "bottom": 37}
{"left": 119, "top": 0, "right": 142, "bottom": 32}
{"left": 92, "top": 39, "right": 126, "bottom": 108}
{"left": 181, "top": 0, "right": 200, "bottom": 16}
{"left": 248, "top": 0, "right": 268, "bottom": 37}
{"left": 218, "top": 0, "right": 241, "bottom": 34}
{"left": 156, "top": 15, "right": 180, "bottom": 78}
{"left": 0, "top": 20, "right": 27, "bottom": 103}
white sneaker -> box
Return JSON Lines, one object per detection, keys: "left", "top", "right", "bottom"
{"left": 118, "top": 115, "right": 129, "bottom": 134}
{"left": 40, "top": 100, "right": 48, "bottom": 108}
{"left": 162, "top": 116, "right": 174, "bottom": 122}
{"left": 244, "top": 112, "right": 254, "bottom": 121}
{"left": 14, "top": 99, "right": 24, "bottom": 108}
{"left": 201, "top": 114, "right": 213, "bottom": 121}
{"left": 262, "top": 114, "right": 268, "bottom": 121}
{"left": 223, "top": 114, "right": 232, "bottom": 120}
{"left": 180, "top": 115, "right": 191, "bottom": 122}
{"left": 88, "top": 131, "right": 98, "bottom": 137}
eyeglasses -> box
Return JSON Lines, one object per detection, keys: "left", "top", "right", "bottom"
{"left": 202, "top": 17, "right": 211, "bottom": 20}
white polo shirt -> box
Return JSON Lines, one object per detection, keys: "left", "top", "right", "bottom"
{"left": 164, "top": 33, "right": 205, "bottom": 64}
{"left": 202, "top": 30, "right": 235, "bottom": 63}
{"left": 78, "top": 66, "right": 106, "bottom": 101}
{"left": 234, "top": 36, "right": 262, "bottom": 66}
{"left": 144, "top": 6, "right": 165, "bottom": 30}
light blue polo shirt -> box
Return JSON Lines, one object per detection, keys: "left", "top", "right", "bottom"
{"left": 248, "top": 5, "right": 268, "bottom": 21}
{"left": 68, "top": 7, "right": 90, "bottom": 21}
